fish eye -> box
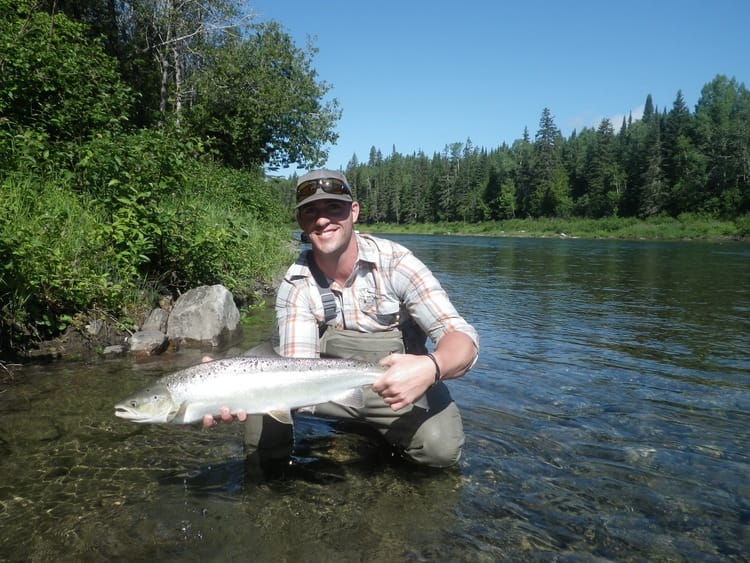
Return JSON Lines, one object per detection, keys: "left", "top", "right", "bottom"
{"left": 129, "top": 400, "right": 138, "bottom": 408}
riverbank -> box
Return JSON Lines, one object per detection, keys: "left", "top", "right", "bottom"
{"left": 357, "top": 214, "right": 750, "bottom": 241}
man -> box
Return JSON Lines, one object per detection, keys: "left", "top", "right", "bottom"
{"left": 207, "top": 169, "right": 478, "bottom": 467}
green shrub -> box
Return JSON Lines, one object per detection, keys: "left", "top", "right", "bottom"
{"left": 0, "top": 3, "right": 132, "bottom": 170}
{"left": 732, "top": 214, "right": 750, "bottom": 238}
{"left": 0, "top": 155, "right": 295, "bottom": 356}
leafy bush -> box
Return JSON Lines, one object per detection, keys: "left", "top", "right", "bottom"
{"left": 0, "top": 152, "right": 294, "bottom": 357}
{"left": 0, "top": 2, "right": 132, "bottom": 170}
{"left": 0, "top": 172, "right": 116, "bottom": 348}
{"left": 734, "top": 214, "right": 750, "bottom": 238}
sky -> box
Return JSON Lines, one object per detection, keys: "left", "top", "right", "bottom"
{"left": 249, "top": 0, "right": 749, "bottom": 175}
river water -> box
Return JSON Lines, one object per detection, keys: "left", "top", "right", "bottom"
{"left": 1, "top": 235, "right": 748, "bottom": 562}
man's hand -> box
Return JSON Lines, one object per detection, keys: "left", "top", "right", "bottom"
{"left": 202, "top": 406, "right": 247, "bottom": 428}
{"left": 198, "top": 355, "right": 247, "bottom": 427}
{"left": 372, "top": 353, "right": 436, "bottom": 412}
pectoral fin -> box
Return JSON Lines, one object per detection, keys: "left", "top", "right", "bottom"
{"left": 171, "top": 402, "right": 188, "bottom": 424}
{"left": 331, "top": 387, "right": 365, "bottom": 409}
{"left": 267, "top": 409, "right": 293, "bottom": 425}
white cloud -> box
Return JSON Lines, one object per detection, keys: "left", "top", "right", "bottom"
{"left": 566, "top": 104, "right": 645, "bottom": 133}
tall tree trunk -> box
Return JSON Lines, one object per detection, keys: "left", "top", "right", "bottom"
{"left": 172, "top": 42, "right": 182, "bottom": 128}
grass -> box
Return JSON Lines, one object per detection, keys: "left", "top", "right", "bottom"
{"left": 355, "top": 214, "right": 749, "bottom": 241}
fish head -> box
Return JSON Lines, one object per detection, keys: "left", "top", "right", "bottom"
{"left": 114, "top": 384, "right": 179, "bottom": 423}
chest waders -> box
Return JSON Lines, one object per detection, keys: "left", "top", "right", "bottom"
{"left": 316, "top": 259, "right": 466, "bottom": 468}
{"left": 312, "top": 324, "right": 464, "bottom": 467}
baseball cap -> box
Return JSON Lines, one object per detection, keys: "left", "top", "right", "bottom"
{"left": 295, "top": 169, "right": 353, "bottom": 209}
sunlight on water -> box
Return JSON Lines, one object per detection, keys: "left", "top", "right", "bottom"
{"left": 1, "top": 236, "right": 748, "bottom": 561}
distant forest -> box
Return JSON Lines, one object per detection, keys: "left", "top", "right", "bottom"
{"left": 293, "top": 76, "right": 749, "bottom": 224}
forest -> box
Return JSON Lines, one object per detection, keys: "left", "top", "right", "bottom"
{"left": 277, "top": 79, "right": 750, "bottom": 225}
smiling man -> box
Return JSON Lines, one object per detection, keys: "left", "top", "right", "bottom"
{"left": 262, "top": 169, "right": 479, "bottom": 467}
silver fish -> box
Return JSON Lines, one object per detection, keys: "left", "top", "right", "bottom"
{"left": 114, "top": 356, "right": 397, "bottom": 425}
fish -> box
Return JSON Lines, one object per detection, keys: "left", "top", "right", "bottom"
{"left": 114, "top": 356, "right": 423, "bottom": 425}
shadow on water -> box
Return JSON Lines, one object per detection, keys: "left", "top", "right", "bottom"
{"left": 157, "top": 418, "right": 414, "bottom": 495}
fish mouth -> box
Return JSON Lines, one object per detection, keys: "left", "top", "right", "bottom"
{"left": 114, "top": 405, "right": 153, "bottom": 423}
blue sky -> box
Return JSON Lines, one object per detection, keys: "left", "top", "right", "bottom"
{"left": 249, "top": 0, "right": 749, "bottom": 175}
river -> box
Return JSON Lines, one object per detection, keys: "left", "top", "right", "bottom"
{"left": 1, "top": 235, "right": 748, "bottom": 561}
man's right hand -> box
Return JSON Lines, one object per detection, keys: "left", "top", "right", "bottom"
{"left": 202, "top": 406, "right": 248, "bottom": 428}
{"left": 198, "top": 355, "right": 248, "bottom": 427}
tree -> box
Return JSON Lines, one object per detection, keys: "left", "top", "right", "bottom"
{"left": 435, "top": 142, "right": 463, "bottom": 221}
{"left": 110, "top": 0, "right": 250, "bottom": 126}
{"left": 639, "top": 123, "right": 667, "bottom": 217}
{"left": 583, "top": 119, "right": 623, "bottom": 217}
{"left": 513, "top": 128, "right": 534, "bottom": 217}
{"left": 642, "top": 93, "right": 655, "bottom": 123}
{"left": 185, "top": 22, "right": 341, "bottom": 169}
{"left": 0, "top": 1, "right": 132, "bottom": 166}
{"left": 662, "top": 90, "right": 700, "bottom": 214}
{"left": 529, "top": 108, "right": 568, "bottom": 216}
{"left": 562, "top": 128, "right": 594, "bottom": 205}
{"left": 692, "top": 75, "right": 750, "bottom": 215}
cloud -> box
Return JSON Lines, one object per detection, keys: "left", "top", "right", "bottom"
{"left": 609, "top": 105, "right": 645, "bottom": 128}
{"left": 566, "top": 104, "right": 645, "bottom": 133}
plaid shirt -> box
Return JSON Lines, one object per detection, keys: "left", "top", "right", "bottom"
{"left": 275, "top": 233, "right": 478, "bottom": 359}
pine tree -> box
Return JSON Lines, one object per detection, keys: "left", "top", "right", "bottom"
{"left": 584, "top": 119, "right": 622, "bottom": 217}
{"left": 642, "top": 94, "right": 655, "bottom": 123}
{"left": 692, "top": 75, "right": 750, "bottom": 215}
{"left": 529, "top": 108, "right": 567, "bottom": 216}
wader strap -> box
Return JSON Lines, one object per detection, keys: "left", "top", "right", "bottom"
{"left": 308, "top": 255, "right": 337, "bottom": 325}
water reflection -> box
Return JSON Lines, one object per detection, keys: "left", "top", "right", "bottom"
{"left": 1, "top": 236, "right": 749, "bottom": 561}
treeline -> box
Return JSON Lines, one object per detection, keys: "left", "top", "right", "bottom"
{"left": 0, "top": 0, "right": 338, "bottom": 356}
{"left": 288, "top": 76, "right": 748, "bottom": 224}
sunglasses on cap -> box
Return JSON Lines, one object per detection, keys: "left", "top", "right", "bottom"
{"left": 296, "top": 177, "right": 351, "bottom": 203}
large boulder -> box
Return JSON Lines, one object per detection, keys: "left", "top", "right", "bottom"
{"left": 166, "top": 285, "right": 241, "bottom": 347}
{"left": 141, "top": 307, "right": 169, "bottom": 333}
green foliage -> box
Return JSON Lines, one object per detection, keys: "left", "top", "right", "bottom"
{"left": 0, "top": 3, "right": 328, "bottom": 356}
{"left": 146, "top": 164, "right": 292, "bottom": 297}
{"left": 734, "top": 214, "right": 750, "bottom": 238}
{"left": 0, "top": 3, "right": 132, "bottom": 166}
{"left": 181, "top": 160, "right": 287, "bottom": 223}
{"left": 185, "top": 21, "right": 341, "bottom": 169}
{"left": 363, "top": 215, "right": 743, "bottom": 241}
{"left": 73, "top": 129, "right": 195, "bottom": 203}
{"left": 0, "top": 172, "right": 116, "bottom": 348}
{"left": 0, "top": 162, "right": 294, "bottom": 356}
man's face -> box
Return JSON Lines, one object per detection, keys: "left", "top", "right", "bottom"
{"left": 297, "top": 199, "right": 359, "bottom": 257}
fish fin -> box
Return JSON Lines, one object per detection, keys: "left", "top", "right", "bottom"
{"left": 267, "top": 409, "right": 293, "bottom": 425}
{"left": 171, "top": 402, "right": 187, "bottom": 424}
{"left": 331, "top": 387, "right": 365, "bottom": 409}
